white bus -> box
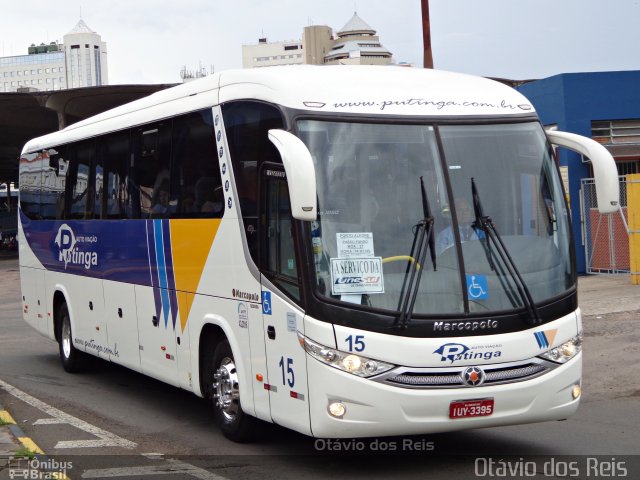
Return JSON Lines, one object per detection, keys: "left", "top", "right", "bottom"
{"left": 18, "top": 66, "right": 619, "bottom": 441}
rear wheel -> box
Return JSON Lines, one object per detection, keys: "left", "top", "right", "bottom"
{"left": 58, "top": 303, "right": 84, "bottom": 373}
{"left": 211, "top": 339, "right": 256, "bottom": 442}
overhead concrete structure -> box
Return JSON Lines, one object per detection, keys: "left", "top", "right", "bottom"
{"left": 0, "top": 84, "right": 174, "bottom": 183}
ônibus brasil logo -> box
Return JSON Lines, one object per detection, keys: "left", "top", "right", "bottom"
{"left": 54, "top": 224, "right": 98, "bottom": 270}
{"left": 433, "top": 342, "right": 502, "bottom": 364}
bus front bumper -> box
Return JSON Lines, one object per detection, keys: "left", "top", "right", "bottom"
{"left": 307, "top": 352, "right": 581, "bottom": 439}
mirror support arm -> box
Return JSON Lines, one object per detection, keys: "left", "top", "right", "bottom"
{"left": 547, "top": 130, "right": 619, "bottom": 214}
{"left": 268, "top": 129, "right": 318, "bottom": 221}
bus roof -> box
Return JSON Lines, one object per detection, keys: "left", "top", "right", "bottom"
{"left": 23, "top": 66, "right": 535, "bottom": 153}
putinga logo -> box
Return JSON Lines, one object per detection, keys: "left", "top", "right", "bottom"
{"left": 54, "top": 224, "right": 98, "bottom": 270}
{"left": 433, "top": 342, "right": 502, "bottom": 364}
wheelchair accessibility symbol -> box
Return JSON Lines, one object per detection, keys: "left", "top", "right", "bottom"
{"left": 262, "top": 291, "right": 272, "bottom": 315}
{"left": 466, "top": 274, "right": 489, "bottom": 300}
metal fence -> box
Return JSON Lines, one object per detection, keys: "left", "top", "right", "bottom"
{"left": 580, "top": 176, "right": 629, "bottom": 274}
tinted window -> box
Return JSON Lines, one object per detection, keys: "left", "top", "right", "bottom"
{"left": 65, "top": 140, "right": 95, "bottom": 220}
{"left": 222, "top": 101, "right": 285, "bottom": 262}
{"left": 18, "top": 152, "right": 41, "bottom": 219}
{"left": 41, "top": 148, "right": 65, "bottom": 220}
{"left": 132, "top": 122, "right": 172, "bottom": 218}
{"left": 101, "top": 131, "right": 131, "bottom": 219}
{"left": 172, "top": 110, "right": 222, "bottom": 217}
{"left": 262, "top": 168, "right": 300, "bottom": 300}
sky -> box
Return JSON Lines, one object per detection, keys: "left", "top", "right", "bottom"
{"left": 1, "top": 0, "right": 640, "bottom": 85}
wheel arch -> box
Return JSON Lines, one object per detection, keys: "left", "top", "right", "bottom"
{"left": 52, "top": 287, "right": 70, "bottom": 343}
{"left": 198, "top": 322, "right": 227, "bottom": 398}
{"left": 194, "top": 314, "right": 256, "bottom": 417}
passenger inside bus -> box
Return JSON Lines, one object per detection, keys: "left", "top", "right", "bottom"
{"left": 194, "top": 177, "right": 224, "bottom": 215}
{"left": 150, "top": 180, "right": 171, "bottom": 217}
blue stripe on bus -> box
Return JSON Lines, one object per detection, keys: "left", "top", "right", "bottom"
{"left": 146, "top": 220, "right": 157, "bottom": 287}
{"left": 19, "top": 212, "right": 192, "bottom": 331}
{"left": 162, "top": 220, "right": 178, "bottom": 329}
{"left": 21, "top": 212, "right": 153, "bottom": 285}
{"left": 534, "top": 331, "right": 548, "bottom": 349}
{"left": 153, "top": 220, "right": 171, "bottom": 328}
{"left": 146, "top": 220, "right": 162, "bottom": 323}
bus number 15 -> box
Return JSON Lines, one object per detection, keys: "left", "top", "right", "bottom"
{"left": 346, "top": 335, "right": 365, "bottom": 352}
{"left": 279, "top": 356, "right": 295, "bottom": 387}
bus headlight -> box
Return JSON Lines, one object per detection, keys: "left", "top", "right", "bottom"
{"left": 298, "top": 333, "right": 395, "bottom": 377}
{"left": 538, "top": 333, "right": 582, "bottom": 364}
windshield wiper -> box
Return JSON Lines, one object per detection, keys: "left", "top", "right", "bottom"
{"left": 395, "top": 176, "right": 436, "bottom": 330}
{"left": 471, "top": 178, "right": 541, "bottom": 325}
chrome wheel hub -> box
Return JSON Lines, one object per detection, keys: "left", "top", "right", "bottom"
{"left": 213, "top": 357, "right": 240, "bottom": 422}
{"left": 62, "top": 320, "right": 72, "bottom": 359}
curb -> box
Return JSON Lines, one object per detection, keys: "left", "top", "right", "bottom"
{"left": 0, "top": 402, "right": 44, "bottom": 457}
{"left": 0, "top": 401, "right": 69, "bottom": 479}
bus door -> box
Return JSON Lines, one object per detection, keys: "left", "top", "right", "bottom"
{"left": 259, "top": 164, "right": 311, "bottom": 435}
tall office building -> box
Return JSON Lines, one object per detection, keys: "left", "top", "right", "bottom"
{"left": 0, "top": 19, "right": 108, "bottom": 92}
{"left": 63, "top": 19, "right": 108, "bottom": 88}
{"left": 242, "top": 12, "right": 393, "bottom": 68}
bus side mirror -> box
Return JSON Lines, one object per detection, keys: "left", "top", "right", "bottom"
{"left": 546, "top": 130, "right": 620, "bottom": 214}
{"left": 268, "top": 129, "right": 318, "bottom": 221}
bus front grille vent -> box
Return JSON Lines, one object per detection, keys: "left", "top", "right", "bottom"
{"left": 376, "top": 359, "right": 555, "bottom": 389}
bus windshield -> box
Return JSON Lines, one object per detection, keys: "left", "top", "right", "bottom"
{"left": 297, "top": 119, "right": 573, "bottom": 317}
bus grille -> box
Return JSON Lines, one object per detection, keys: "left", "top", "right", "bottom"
{"left": 377, "top": 360, "right": 554, "bottom": 389}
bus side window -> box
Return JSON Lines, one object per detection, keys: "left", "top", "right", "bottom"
{"left": 132, "top": 122, "right": 172, "bottom": 219}
{"left": 18, "top": 152, "right": 41, "bottom": 220}
{"left": 64, "top": 140, "right": 95, "bottom": 220}
{"left": 262, "top": 169, "right": 301, "bottom": 301}
{"left": 94, "top": 147, "right": 104, "bottom": 220}
{"left": 41, "top": 148, "right": 64, "bottom": 220}
{"left": 222, "top": 101, "right": 285, "bottom": 263}
{"left": 102, "top": 130, "right": 131, "bottom": 219}
{"left": 172, "top": 110, "right": 222, "bottom": 218}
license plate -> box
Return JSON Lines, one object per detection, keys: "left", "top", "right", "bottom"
{"left": 449, "top": 398, "right": 494, "bottom": 419}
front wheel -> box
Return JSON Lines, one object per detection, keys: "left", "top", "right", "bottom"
{"left": 211, "top": 339, "right": 256, "bottom": 442}
{"left": 58, "top": 303, "right": 84, "bottom": 373}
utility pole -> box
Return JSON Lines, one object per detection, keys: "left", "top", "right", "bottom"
{"left": 421, "top": 0, "right": 434, "bottom": 68}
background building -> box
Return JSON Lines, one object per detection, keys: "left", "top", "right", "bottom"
{"left": 242, "top": 37, "right": 305, "bottom": 69}
{"left": 242, "top": 12, "right": 393, "bottom": 68}
{"left": 518, "top": 71, "right": 640, "bottom": 275}
{"left": 63, "top": 19, "right": 108, "bottom": 89}
{"left": 0, "top": 19, "right": 108, "bottom": 93}
{"left": 322, "top": 13, "right": 392, "bottom": 66}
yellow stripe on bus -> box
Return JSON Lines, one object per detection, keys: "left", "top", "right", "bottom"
{"left": 170, "top": 219, "right": 221, "bottom": 331}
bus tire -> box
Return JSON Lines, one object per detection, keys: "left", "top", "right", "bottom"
{"left": 210, "top": 339, "right": 255, "bottom": 442}
{"left": 58, "top": 303, "right": 84, "bottom": 373}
